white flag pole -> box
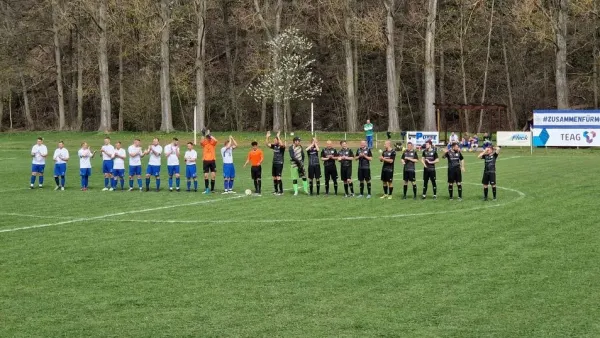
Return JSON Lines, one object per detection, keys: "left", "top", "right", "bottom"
{"left": 194, "top": 106, "right": 197, "bottom": 145}
{"left": 311, "top": 102, "right": 314, "bottom": 136}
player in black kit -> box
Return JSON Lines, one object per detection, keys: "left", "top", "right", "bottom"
{"left": 401, "top": 142, "right": 419, "bottom": 199}
{"left": 354, "top": 140, "right": 373, "bottom": 198}
{"left": 442, "top": 142, "right": 465, "bottom": 200}
{"left": 338, "top": 140, "right": 354, "bottom": 197}
{"left": 379, "top": 140, "right": 396, "bottom": 199}
{"left": 266, "top": 131, "right": 286, "bottom": 195}
{"left": 321, "top": 140, "right": 339, "bottom": 195}
{"left": 421, "top": 140, "right": 439, "bottom": 199}
{"left": 478, "top": 145, "right": 500, "bottom": 201}
{"left": 306, "top": 138, "right": 322, "bottom": 195}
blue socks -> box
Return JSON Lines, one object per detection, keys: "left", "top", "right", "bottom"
{"left": 104, "top": 178, "right": 109, "bottom": 188}
{"left": 156, "top": 179, "right": 161, "bottom": 190}
{"left": 129, "top": 179, "right": 134, "bottom": 188}
{"left": 168, "top": 177, "right": 173, "bottom": 188}
{"left": 137, "top": 178, "right": 142, "bottom": 188}
{"left": 187, "top": 181, "right": 191, "bottom": 190}
{"left": 176, "top": 177, "right": 180, "bottom": 188}
{"left": 30, "top": 175, "right": 36, "bottom": 185}
{"left": 194, "top": 180, "right": 198, "bottom": 190}
{"left": 60, "top": 176, "right": 65, "bottom": 187}
{"left": 39, "top": 176, "right": 44, "bottom": 185}
{"left": 146, "top": 178, "right": 150, "bottom": 189}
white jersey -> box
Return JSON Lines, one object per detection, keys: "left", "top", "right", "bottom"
{"left": 78, "top": 148, "right": 93, "bottom": 169}
{"left": 101, "top": 144, "right": 115, "bottom": 161}
{"left": 221, "top": 147, "right": 234, "bottom": 164}
{"left": 113, "top": 148, "right": 126, "bottom": 170}
{"left": 164, "top": 144, "right": 180, "bottom": 166}
{"left": 148, "top": 145, "right": 163, "bottom": 166}
{"left": 128, "top": 145, "right": 143, "bottom": 166}
{"left": 31, "top": 144, "right": 48, "bottom": 165}
{"left": 185, "top": 150, "right": 197, "bottom": 165}
{"left": 53, "top": 148, "right": 69, "bottom": 164}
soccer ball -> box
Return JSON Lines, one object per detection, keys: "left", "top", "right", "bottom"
{"left": 290, "top": 132, "right": 295, "bottom": 136}
{"left": 378, "top": 149, "right": 383, "bottom": 153}
{"left": 245, "top": 189, "right": 252, "bottom": 196}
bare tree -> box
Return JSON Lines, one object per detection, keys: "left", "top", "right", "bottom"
{"left": 423, "top": 0, "right": 437, "bottom": 131}
{"left": 477, "top": 0, "right": 494, "bottom": 133}
{"left": 52, "top": 0, "right": 66, "bottom": 130}
{"left": 20, "top": 71, "right": 33, "bottom": 129}
{"left": 97, "top": 0, "right": 111, "bottom": 132}
{"left": 76, "top": 25, "right": 83, "bottom": 131}
{"left": 159, "top": 0, "right": 173, "bottom": 132}
{"left": 195, "top": 0, "right": 207, "bottom": 133}
{"left": 383, "top": 0, "right": 399, "bottom": 132}
{"left": 555, "top": 0, "right": 569, "bottom": 109}
{"left": 343, "top": 0, "right": 358, "bottom": 132}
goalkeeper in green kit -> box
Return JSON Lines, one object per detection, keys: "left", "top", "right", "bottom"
{"left": 289, "top": 136, "right": 309, "bottom": 196}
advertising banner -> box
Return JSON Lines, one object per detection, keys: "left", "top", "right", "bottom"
{"left": 496, "top": 131, "right": 532, "bottom": 147}
{"left": 532, "top": 110, "right": 600, "bottom": 147}
{"left": 406, "top": 131, "right": 440, "bottom": 145}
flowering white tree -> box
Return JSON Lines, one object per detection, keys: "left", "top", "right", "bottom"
{"left": 249, "top": 28, "right": 322, "bottom": 132}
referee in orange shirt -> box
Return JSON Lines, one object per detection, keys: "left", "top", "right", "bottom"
{"left": 200, "top": 130, "right": 218, "bottom": 194}
{"left": 244, "top": 141, "right": 264, "bottom": 195}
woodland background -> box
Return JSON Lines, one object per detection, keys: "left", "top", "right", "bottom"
{"left": 0, "top": 0, "right": 598, "bottom": 133}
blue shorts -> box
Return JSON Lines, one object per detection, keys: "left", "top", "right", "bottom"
{"left": 186, "top": 165, "right": 197, "bottom": 179}
{"left": 103, "top": 160, "right": 114, "bottom": 174}
{"left": 32, "top": 164, "right": 45, "bottom": 174}
{"left": 129, "top": 165, "right": 142, "bottom": 177}
{"left": 223, "top": 163, "right": 235, "bottom": 178}
{"left": 80, "top": 168, "right": 91, "bottom": 177}
{"left": 146, "top": 165, "right": 161, "bottom": 176}
{"left": 113, "top": 169, "right": 125, "bottom": 178}
{"left": 54, "top": 163, "right": 67, "bottom": 176}
{"left": 168, "top": 165, "right": 180, "bottom": 176}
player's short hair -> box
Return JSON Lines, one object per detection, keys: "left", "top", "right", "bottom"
{"left": 59, "top": 140, "right": 64, "bottom": 144}
{"left": 425, "top": 140, "right": 432, "bottom": 145}
{"left": 116, "top": 141, "right": 121, "bottom": 145}
{"left": 407, "top": 142, "right": 413, "bottom": 145}
{"left": 452, "top": 142, "right": 459, "bottom": 147}
{"left": 154, "top": 137, "right": 159, "bottom": 141}
{"left": 173, "top": 137, "right": 178, "bottom": 141}
{"left": 37, "top": 137, "right": 43, "bottom": 141}
{"left": 340, "top": 140, "right": 346, "bottom": 145}
{"left": 104, "top": 136, "right": 110, "bottom": 140}
{"left": 187, "top": 141, "right": 194, "bottom": 146}
{"left": 251, "top": 141, "right": 258, "bottom": 146}
{"left": 135, "top": 138, "right": 141, "bottom": 142}
{"left": 81, "top": 141, "right": 86, "bottom": 146}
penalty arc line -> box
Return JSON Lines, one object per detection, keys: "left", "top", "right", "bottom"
{"left": 110, "top": 183, "right": 527, "bottom": 225}
{"left": 0, "top": 195, "right": 243, "bottom": 234}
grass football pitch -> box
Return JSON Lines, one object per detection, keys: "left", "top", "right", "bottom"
{"left": 1, "top": 131, "right": 599, "bottom": 337}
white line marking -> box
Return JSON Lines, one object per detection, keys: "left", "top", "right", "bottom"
{"left": 0, "top": 212, "right": 73, "bottom": 220}
{"left": 0, "top": 188, "right": 30, "bottom": 193}
{"left": 0, "top": 157, "right": 17, "bottom": 160}
{"left": 110, "top": 183, "right": 526, "bottom": 225}
{"left": 0, "top": 196, "right": 242, "bottom": 234}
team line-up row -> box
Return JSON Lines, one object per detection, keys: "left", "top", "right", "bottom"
{"left": 28, "top": 131, "right": 502, "bottom": 201}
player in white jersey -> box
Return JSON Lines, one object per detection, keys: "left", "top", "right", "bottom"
{"left": 128, "top": 138, "right": 144, "bottom": 191}
{"left": 111, "top": 141, "right": 126, "bottom": 191}
{"left": 100, "top": 136, "right": 115, "bottom": 191}
{"left": 78, "top": 142, "right": 95, "bottom": 191}
{"left": 184, "top": 142, "right": 198, "bottom": 192}
{"left": 52, "top": 141, "right": 70, "bottom": 191}
{"left": 30, "top": 137, "right": 48, "bottom": 189}
{"left": 144, "top": 137, "right": 163, "bottom": 191}
{"left": 164, "top": 137, "right": 181, "bottom": 192}
{"left": 221, "top": 135, "right": 238, "bottom": 193}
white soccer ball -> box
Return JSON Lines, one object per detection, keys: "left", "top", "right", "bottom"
{"left": 290, "top": 132, "right": 295, "bottom": 136}
{"left": 378, "top": 149, "right": 383, "bottom": 153}
{"left": 245, "top": 189, "right": 252, "bottom": 196}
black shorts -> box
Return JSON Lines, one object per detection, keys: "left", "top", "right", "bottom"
{"left": 324, "top": 165, "right": 338, "bottom": 181}
{"left": 423, "top": 169, "right": 436, "bottom": 181}
{"left": 381, "top": 169, "right": 394, "bottom": 183}
{"left": 448, "top": 168, "right": 462, "bottom": 183}
{"left": 358, "top": 168, "right": 371, "bottom": 181}
{"left": 251, "top": 166, "right": 262, "bottom": 180}
{"left": 482, "top": 172, "right": 496, "bottom": 185}
{"left": 308, "top": 165, "right": 321, "bottom": 179}
{"left": 340, "top": 166, "right": 352, "bottom": 181}
{"left": 272, "top": 163, "right": 283, "bottom": 177}
{"left": 403, "top": 170, "right": 416, "bottom": 182}
{"left": 203, "top": 160, "right": 216, "bottom": 173}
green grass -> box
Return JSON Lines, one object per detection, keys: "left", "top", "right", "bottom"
{"left": 1, "top": 132, "right": 599, "bottom": 337}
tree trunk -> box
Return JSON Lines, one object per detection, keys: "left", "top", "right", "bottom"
{"left": 477, "top": 0, "right": 494, "bottom": 133}
{"left": 0, "top": 97, "right": 3, "bottom": 131}
{"left": 159, "top": 0, "right": 173, "bottom": 132}
{"left": 384, "top": 0, "right": 399, "bottom": 132}
{"left": 9, "top": 91, "right": 13, "bottom": 130}
{"left": 260, "top": 98, "right": 267, "bottom": 130}
{"left": 52, "top": 0, "right": 65, "bottom": 130}
{"left": 97, "top": 0, "right": 111, "bottom": 132}
{"left": 285, "top": 98, "right": 292, "bottom": 131}
{"left": 118, "top": 42, "right": 124, "bottom": 131}
{"left": 459, "top": 1, "right": 469, "bottom": 132}
{"left": 195, "top": 0, "right": 207, "bottom": 132}
{"left": 593, "top": 0, "right": 599, "bottom": 108}
{"left": 272, "top": 0, "right": 283, "bottom": 132}
{"left": 343, "top": 1, "right": 357, "bottom": 132}
{"left": 20, "top": 72, "right": 34, "bottom": 129}
{"left": 424, "top": 0, "right": 437, "bottom": 131}
{"left": 222, "top": 0, "right": 240, "bottom": 131}
{"left": 439, "top": 45, "right": 445, "bottom": 105}
{"left": 555, "top": 0, "right": 569, "bottom": 109}
{"left": 502, "top": 29, "right": 517, "bottom": 129}
{"left": 69, "top": 28, "right": 76, "bottom": 128}
{"left": 76, "top": 27, "right": 83, "bottom": 131}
